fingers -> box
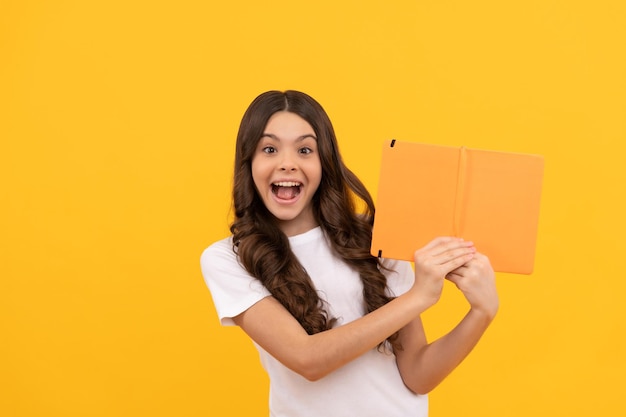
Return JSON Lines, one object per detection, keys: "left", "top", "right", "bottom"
{"left": 444, "top": 252, "right": 499, "bottom": 318}
{"left": 445, "top": 269, "right": 464, "bottom": 286}
{"left": 413, "top": 237, "right": 476, "bottom": 280}
{"left": 414, "top": 237, "right": 475, "bottom": 266}
{"left": 410, "top": 237, "right": 480, "bottom": 309}
{"left": 446, "top": 252, "right": 495, "bottom": 288}
{"left": 418, "top": 236, "right": 469, "bottom": 254}
{"left": 440, "top": 250, "right": 476, "bottom": 274}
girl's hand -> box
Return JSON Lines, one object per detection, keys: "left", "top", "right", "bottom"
{"left": 411, "top": 237, "right": 476, "bottom": 308}
{"left": 446, "top": 252, "right": 499, "bottom": 319}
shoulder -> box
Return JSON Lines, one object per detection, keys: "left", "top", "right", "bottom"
{"left": 200, "top": 236, "right": 237, "bottom": 268}
{"left": 200, "top": 235, "right": 255, "bottom": 284}
{"left": 200, "top": 235, "right": 271, "bottom": 326}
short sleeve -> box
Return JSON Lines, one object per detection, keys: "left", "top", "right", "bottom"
{"left": 381, "top": 258, "right": 415, "bottom": 297}
{"left": 200, "top": 237, "right": 271, "bottom": 326}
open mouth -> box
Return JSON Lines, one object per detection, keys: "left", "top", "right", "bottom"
{"left": 271, "top": 181, "right": 302, "bottom": 200}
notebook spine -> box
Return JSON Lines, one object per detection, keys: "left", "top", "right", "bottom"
{"left": 453, "top": 147, "right": 467, "bottom": 237}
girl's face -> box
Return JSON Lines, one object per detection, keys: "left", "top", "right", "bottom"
{"left": 251, "top": 111, "right": 322, "bottom": 237}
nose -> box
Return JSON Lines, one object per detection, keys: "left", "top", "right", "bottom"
{"left": 279, "top": 151, "right": 297, "bottom": 171}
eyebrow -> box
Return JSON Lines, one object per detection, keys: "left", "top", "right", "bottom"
{"left": 261, "top": 133, "right": 317, "bottom": 141}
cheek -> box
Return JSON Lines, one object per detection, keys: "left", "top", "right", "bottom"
{"left": 314, "top": 156, "right": 323, "bottom": 179}
{"left": 251, "top": 161, "right": 274, "bottom": 199}
{"left": 250, "top": 159, "right": 264, "bottom": 186}
{"left": 309, "top": 161, "right": 323, "bottom": 189}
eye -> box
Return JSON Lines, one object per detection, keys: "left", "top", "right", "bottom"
{"left": 262, "top": 146, "right": 277, "bottom": 154}
{"left": 299, "top": 147, "right": 313, "bottom": 155}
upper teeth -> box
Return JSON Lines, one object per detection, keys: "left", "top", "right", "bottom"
{"left": 274, "top": 181, "right": 300, "bottom": 187}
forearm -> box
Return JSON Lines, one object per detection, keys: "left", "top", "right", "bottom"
{"left": 306, "top": 292, "right": 432, "bottom": 379}
{"left": 236, "top": 290, "right": 433, "bottom": 381}
{"left": 397, "top": 307, "right": 496, "bottom": 394}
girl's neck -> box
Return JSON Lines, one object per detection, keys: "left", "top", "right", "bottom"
{"left": 278, "top": 219, "right": 320, "bottom": 237}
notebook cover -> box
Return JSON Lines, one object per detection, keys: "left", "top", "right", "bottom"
{"left": 370, "top": 140, "right": 544, "bottom": 274}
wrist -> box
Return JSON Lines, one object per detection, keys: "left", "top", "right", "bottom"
{"left": 468, "top": 304, "right": 498, "bottom": 324}
{"left": 404, "top": 286, "right": 440, "bottom": 314}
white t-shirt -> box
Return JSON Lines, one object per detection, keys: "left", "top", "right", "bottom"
{"left": 200, "top": 226, "right": 428, "bottom": 417}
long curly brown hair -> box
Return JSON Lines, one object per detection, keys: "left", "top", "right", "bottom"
{"left": 230, "top": 90, "right": 400, "bottom": 350}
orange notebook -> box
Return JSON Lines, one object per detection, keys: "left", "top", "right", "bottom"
{"left": 370, "top": 140, "right": 544, "bottom": 274}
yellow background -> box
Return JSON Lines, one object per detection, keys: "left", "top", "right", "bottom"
{"left": 2, "top": 1, "right": 625, "bottom": 416}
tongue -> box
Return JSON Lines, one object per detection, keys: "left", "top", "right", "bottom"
{"left": 276, "top": 186, "right": 299, "bottom": 200}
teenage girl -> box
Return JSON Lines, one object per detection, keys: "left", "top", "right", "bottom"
{"left": 200, "top": 90, "right": 499, "bottom": 417}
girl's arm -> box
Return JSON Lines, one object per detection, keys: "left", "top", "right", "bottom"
{"left": 232, "top": 237, "right": 475, "bottom": 381}
{"left": 394, "top": 252, "right": 499, "bottom": 394}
